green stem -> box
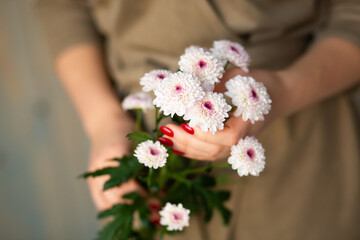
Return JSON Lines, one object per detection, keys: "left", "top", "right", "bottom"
{"left": 167, "top": 180, "right": 181, "bottom": 194}
{"left": 155, "top": 106, "right": 159, "bottom": 130}
{"left": 167, "top": 173, "right": 191, "bottom": 186}
{"left": 135, "top": 109, "right": 142, "bottom": 132}
{"left": 189, "top": 159, "right": 198, "bottom": 168}
{"left": 181, "top": 162, "right": 230, "bottom": 176}
{"left": 147, "top": 168, "right": 154, "bottom": 189}
{"left": 224, "top": 61, "right": 230, "bottom": 70}
{"left": 159, "top": 228, "right": 166, "bottom": 240}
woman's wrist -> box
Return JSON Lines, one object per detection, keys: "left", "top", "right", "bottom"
{"left": 84, "top": 104, "right": 135, "bottom": 141}
{"left": 270, "top": 70, "right": 298, "bottom": 119}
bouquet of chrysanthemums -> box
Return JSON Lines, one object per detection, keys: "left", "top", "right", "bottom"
{"left": 81, "top": 40, "right": 271, "bottom": 240}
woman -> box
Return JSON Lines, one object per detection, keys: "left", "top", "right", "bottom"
{"left": 36, "top": 0, "right": 360, "bottom": 239}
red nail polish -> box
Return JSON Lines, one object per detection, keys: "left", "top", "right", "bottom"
{"left": 181, "top": 123, "right": 194, "bottom": 135}
{"left": 160, "top": 126, "right": 174, "bottom": 137}
{"left": 172, "top": 149, "right": 184, "bottom": 155}
{"left": 157, "top": 137, "right": 173, "bottom": 147}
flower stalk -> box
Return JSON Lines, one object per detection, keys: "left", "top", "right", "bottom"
{"left": 135, "top": 109, "right": 142, "bottom": 132}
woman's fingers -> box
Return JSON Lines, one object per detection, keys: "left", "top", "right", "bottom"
{"left": 162, "top": 124, "right": 225, "bottom": 158}
{"left": 194, "top": 116, "right": 250, "bottom": 146}
{"left": 172, "top": 136, "right": 225, "bottom": 161}
{"left": 158, "top": 113, "right": 252, "bottom": 160}
{"left": 164, "top": 116, "right": 249, "bottom": 147}
{"left": 161, "top": 123, "right": 234, "bottom": 160}
{"left": 88, "top": 176, "right": 145, "bottom": 211}
{"left": 88, "top": 151, "right": 146, "bottom": 211}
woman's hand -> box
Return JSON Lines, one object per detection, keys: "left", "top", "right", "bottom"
{"left": 86, "top": 113, "right": 145, "bottom": 211}
{"left": 158, "top": 68, "right": 287, "bottom": 161}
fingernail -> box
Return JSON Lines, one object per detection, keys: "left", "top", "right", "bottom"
{"left": 160, "top": 126, "right": 174, "bottom": 137}
{"left": 172, "top": 149, "right": 184, "bottom": 155}
{"left": 157, "top": 137, "right": 173, "bottom": 147}
{"left": 181, "top": 123, "right": 194, "bottom": 135}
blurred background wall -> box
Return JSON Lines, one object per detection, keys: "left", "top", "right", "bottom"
{"left": 0, "top": 0, "right": 98, "bottom": 239}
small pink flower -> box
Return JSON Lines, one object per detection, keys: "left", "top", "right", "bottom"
{"left": 153, "top": 72, "right": 205, "bottom": 117}
{"left": 211, "top": 40, "right": 250, "bottom": 72}
{"left": 225, "top": 76, "right": 271, "bottom": 124}
{"left": 140, "top": 69, "right": 172, "bottom": 92}
{"left": 122, "top": 92, "right": 154, "bottom": 112}
{"left": 160, "top": 203, "right": 190, "bottom": 231}
{"left": 228, "top": 136, "right": 265, "bottom": 177}
{"left": 184, "top": 92, "right": 231, "bottom": 135}
{"left": 179, "top": 46, "right": 224, "bottom": 85}
{"left": 134, "top": 140, "right": 168, "bottom": 169}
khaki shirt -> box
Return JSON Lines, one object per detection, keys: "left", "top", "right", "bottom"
{"left": 36, "top": 0, "right": 360, "bottom": 239}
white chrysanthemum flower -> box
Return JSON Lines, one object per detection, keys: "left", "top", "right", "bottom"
{"left": 134, "top": 140, "right": 168, "bottom": 169}
{"left": 140, "top": 69, "right": 172, "bottom": 92}
{"left": 160, "top": 203, "right": 190, "bottom": 231}
{"left": 184, "top": 92, "right": 231, "bottom": 135}
{"left": 179, "top": 46, "right": 224, "bottom": 85}
{"left": 201, "top": 82, "right": 215, "bottom": 92}
{"left": 122, "top": 92, "right": 154, "bottom": 112}
{"left": 228, "top": 136, "right": 265, "bottom": 177}
{"left": 211, "top": 40, "right": 250, "bottom": 72}
{"left": 225, "top": 76, "right": 271, "bottom": 124}
{"left": 153, "top": 72, "right": 205, "bottom": 117}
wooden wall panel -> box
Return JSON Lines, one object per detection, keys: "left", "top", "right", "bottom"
{"left": 0, "top": 0, "right": 98, "bottom": 239}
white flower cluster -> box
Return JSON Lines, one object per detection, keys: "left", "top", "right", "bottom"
{"left": 123, "top": 40, "right": 271, "bottom": 233}
{"left": 160, "top": 203, "right": 190, "bottom": 231}
{"left": 146, "top": 44, "right": 235, "bottom": 135}
{"left": 129, "top": 40, "right": 270, "bottom": 178}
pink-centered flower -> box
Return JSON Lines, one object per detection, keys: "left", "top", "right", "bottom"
{"left": 228, "top": 136, "right": 265, "bottom": 177}
{"left": 225, "top": 76, "right": 271, "bottom": 124}
{"left": 179, "top": 46, "right": 224, "bottom": 85}
{"left": 211, "top": 40, "right": 250, "bottom": 72}
{"left": 122, "top": 92, "right": 154, "bottom": 112}
{"left": 134, "top": 140, "right": 168, "bottom": 169}
{"left": 184, "top": 92, "right": 231, "bottom": 135}
{"left": 160, "top": 203, "right": 190, "bottom": 231}
{"left": 153, "top": 72, "right": 205, "bottom": 117}
{"left": 140, "top": 69, "right": 172, "bottom": 92}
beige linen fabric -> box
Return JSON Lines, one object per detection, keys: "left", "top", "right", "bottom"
{"left": 36, "top": 0, "right": 360, "bottom": 239}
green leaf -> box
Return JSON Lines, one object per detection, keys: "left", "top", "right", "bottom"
{"left": 80, "top": 156, "right": 144, "bottom": 191}
{"left": 126, "top": 131, "right": 154, "bottom": 143}
{"left": 97, "top": 203, "right": 124, "bottom": 219}
{"left": 194, "top": 175, "right": 216, "bottom": 188}
{"left": 217, "top": 190, "right": 231, "bottom": 202}
{"left": 103, "top": 156, "right": 143, "bottom": 191}
{"left": 122, "top": 192, "right": 139, "bottom": 200}
{"left": 96, "top": 207, "right": 135, "bottom": 240}
{"left": 95, "top": 192, "right": 154, "bottom": 240}
{"left": 197, "top": 188, "right": 213, "bottom": 222}
{"left": 215, "top": 201, "right": 232, "bottom": 225}
{"left": 79, "top": 167, "right": 114, "bottom": 179}
{"left": 171, "top": 114, "right": 187, "bottom": 125}
{"left": 191, "top": 175, "right": 232, "bottom": 224}
{"left": 215, "top": 174, "right": 229, "bottom": 186}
